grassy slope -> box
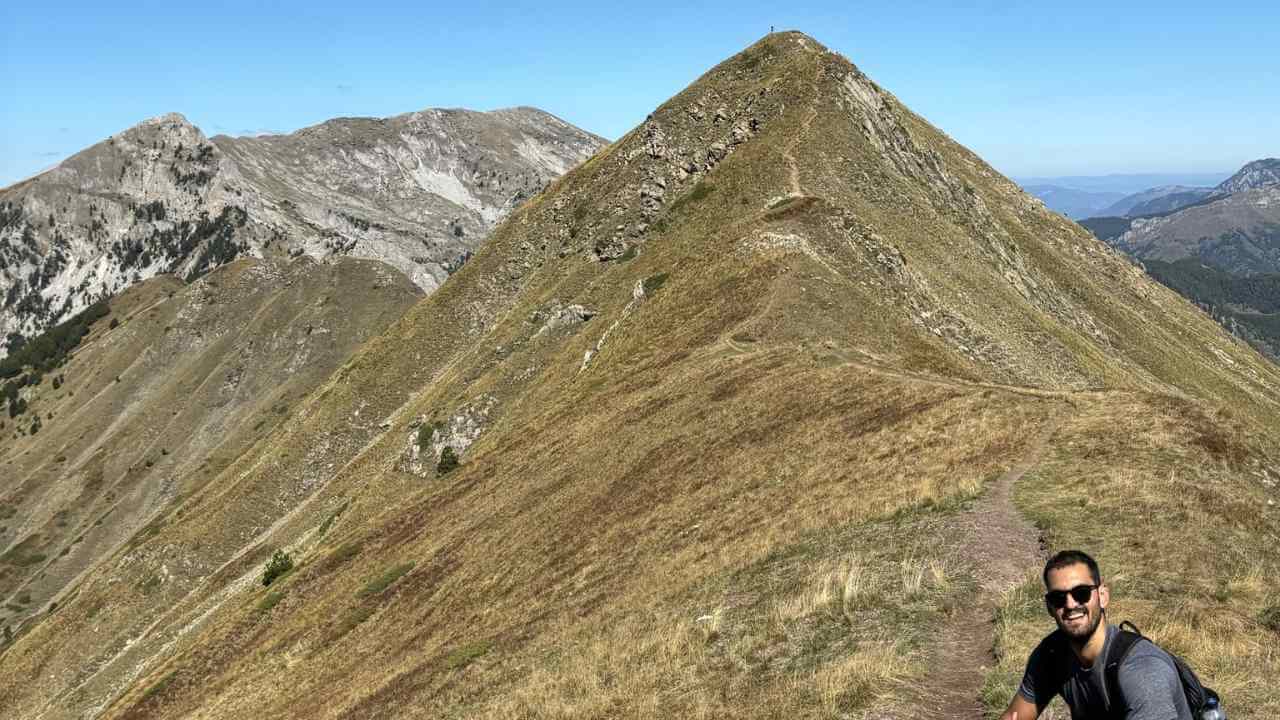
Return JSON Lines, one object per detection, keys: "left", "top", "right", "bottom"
{"left": 0, "top": 258, "right": 420, "bottom": 692}
{"left": 2, "top": 32, "right": 1278, "bottom": 720}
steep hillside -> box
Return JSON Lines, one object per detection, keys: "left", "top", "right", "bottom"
{"left": 0, "top": 257, "right": 419, "bottom": 644}
{"left": 2, "top": 33, "right": 1278, "bottom": 720}
{"left": 0, "top": 108, "right": 603, "bottom": 353}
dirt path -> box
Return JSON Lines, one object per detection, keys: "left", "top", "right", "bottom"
{"left": 911, "top": 412, "right": 1063, "bottom": 719}
{"left": 782, "top": 65, "right": 823, "bottom": 196}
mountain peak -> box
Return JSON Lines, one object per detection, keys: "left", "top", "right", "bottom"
{"left": 141, "top": 111, "right": 193, "bottom": 127}
{"left": 1216, "top": 157, "right": 1280, "bottom": 194}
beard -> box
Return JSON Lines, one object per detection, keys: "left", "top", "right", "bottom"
{"left": 1057, "top": 603, "right": 1103, "bottom": 642}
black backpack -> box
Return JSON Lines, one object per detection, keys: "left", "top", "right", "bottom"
{"left": 1103, "top": 621, "right": 1221, "bottom": 719}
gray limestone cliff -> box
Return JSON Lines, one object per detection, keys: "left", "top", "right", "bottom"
{"left": 0, "top": 108, "right": 605, "bottom": 355}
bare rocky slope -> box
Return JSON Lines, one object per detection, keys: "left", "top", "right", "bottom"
{"left": 2, "top": 33, "right": 1278, "bottom": 719}
{"left": 0, "top": 107, "right": 604, "bottom": 354}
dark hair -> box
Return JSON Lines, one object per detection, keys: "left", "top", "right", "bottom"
{"left": 1043, "top": 550, "right": 1101, "bottom": 587}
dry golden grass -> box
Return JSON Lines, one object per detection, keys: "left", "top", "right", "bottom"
{"left": 986, "top": 393, "right": 1280, "bottom": 719}
{"left": 8, "top": 31, "right": 1280, "bottom": 720}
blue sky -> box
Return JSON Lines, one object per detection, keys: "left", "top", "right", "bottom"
{"left": 2, "top": 1, "right": 1277, "bottom": 188}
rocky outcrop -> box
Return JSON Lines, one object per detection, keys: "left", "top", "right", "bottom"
{"left": 1214, "top": 158, "right": 1280, "bottom": 196}
{"left": 0, "top": 108, "right": 605, "bottom": 356}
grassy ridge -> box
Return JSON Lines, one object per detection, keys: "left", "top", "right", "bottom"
{"left": 6, "top": 31, "right": 1280, "bottom": 720}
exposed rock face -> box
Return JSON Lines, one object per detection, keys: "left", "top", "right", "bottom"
{"left": 0, "top": 108, "right": 604, "bottom": 355}
{"left": 531, "top": 300, "right": 596, "bottom": 337}
{"left": 1214, "top": 157, "right": 1280, "bottom": 196}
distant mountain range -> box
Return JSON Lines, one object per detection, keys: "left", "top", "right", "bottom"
{"left": 1018, "top": 172, "right": 1230, "bottom": 219}
{"left": 0, "top": 109, "right": 604, "bottom": 356}
{"left": 1019, "top": 185, "right": 1125, "bottom": 220}
{"left": 1078, "top": 157, "right": 1280, "bottom": 360}
{"left": 1082, "top": 158, "right": 1280, "bottom": 271}
{"left": 1100, "top": 185, "right": 1215, "bottom": 217}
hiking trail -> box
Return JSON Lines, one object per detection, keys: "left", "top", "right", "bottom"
{"left": 781, "top": 64, "right": 823, "bottom": 197}
{"left": 910, "top": 411, "right": 1065, "bottom": 720}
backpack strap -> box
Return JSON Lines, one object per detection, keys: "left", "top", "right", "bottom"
{"left": 1104, "top": 621, "right": 1144, "bottom": 719}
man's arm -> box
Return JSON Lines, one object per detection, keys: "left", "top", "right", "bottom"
{"left": 1000, "top": 693, "right": 1040, "bottom": 720}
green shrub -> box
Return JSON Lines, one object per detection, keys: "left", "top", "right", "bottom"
{"left": 142, "top": 671, "right": 176, "bottom": 700}
{"left": 671, "top": 182, "right": 714, "bottom": 213}
{"left": 444, "top": 640, "right": 493, "bottom": 669}
{"left": 257, "top": 591, "right": 284, "bottom": 613}
{"left": 318, "top": 501, "right": 349, "bottom": 538}
{"left": 334, "top": 605, "right": 375, "bottom": 637}
{"left": 437, "top": 447, "right": 459, "bottom": 475}
{"left": 1261, "top": 604, "right": 1280, "bottom": 633}
{"left": 416, "top": 423, "right": 434, "bottom": 450}
{"left": 261, "top": 549, "right": 294, "bottom": 587}
{"left": 357, "top": 562, "right": 415, "bottom": 598}
{"left": 332, "top": 542, "right": 362, "bottom": 563}
{"left": 642, "top": 273, "right": 670, "bottom": 295}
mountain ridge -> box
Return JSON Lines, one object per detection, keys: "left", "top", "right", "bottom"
{"left": 0, "top": 106, "right": 604, "bottom": 356}
{"left": 2, "top": 31, "right": 1278, "bottom": 720}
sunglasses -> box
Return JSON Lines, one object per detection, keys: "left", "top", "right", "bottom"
{"left": 1045, "top": 584, "right": 1098, "bottom": 609}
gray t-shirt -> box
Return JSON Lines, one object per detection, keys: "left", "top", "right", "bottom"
{"left": 1018, "top": 624, "right": 1193, "bottom": 719}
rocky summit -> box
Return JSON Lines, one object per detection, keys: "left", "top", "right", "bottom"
{"left": 1214, "top": 157, "right": 1280, "bottom": 196}
{"left": 1, "top": 32, "right": 1278, "bottom": 720}
{"left": 0, "top": 107, "right": 603, "bottom": 354}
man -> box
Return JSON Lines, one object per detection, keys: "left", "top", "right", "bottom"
{"left": 1000, "top": 550, "right": 1193, "bottom": 720}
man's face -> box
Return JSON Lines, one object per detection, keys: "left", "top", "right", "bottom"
{"left": 1044, "top": 562, "right": 1108, "bottom": 641}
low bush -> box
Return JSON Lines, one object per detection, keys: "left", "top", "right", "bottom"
{"left": 318, "top": 501, "right": 349, "bottom": 538}
{"left": 444, "top": 640, "right": 493, "bottom": 670}
{"left": 643, "top": 273, "right": 670, "bottom": 295}
{"left": 437, "top": 447, "right": 459, "bottom": 475}
{"left": 1261, "top": 604, "right": 1280, "bottom": 634}
{"left": 257, "top": 591, "right": 284, "bottom": 613}
{"left": 261, "top": 549, "right": 294, "bottom": 587}
{"left": 332, "top": 542, "right": 362, "bottom": 563}
{"left": 357, "top": 562, "right": 415, "bottom": 598}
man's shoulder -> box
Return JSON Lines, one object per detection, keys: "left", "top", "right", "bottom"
{"left": 1111, "top": 632, "right": 1194, "bottom": 717}
{"left": 1116, "top": 637, "right": 1181, "bottom": 679}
